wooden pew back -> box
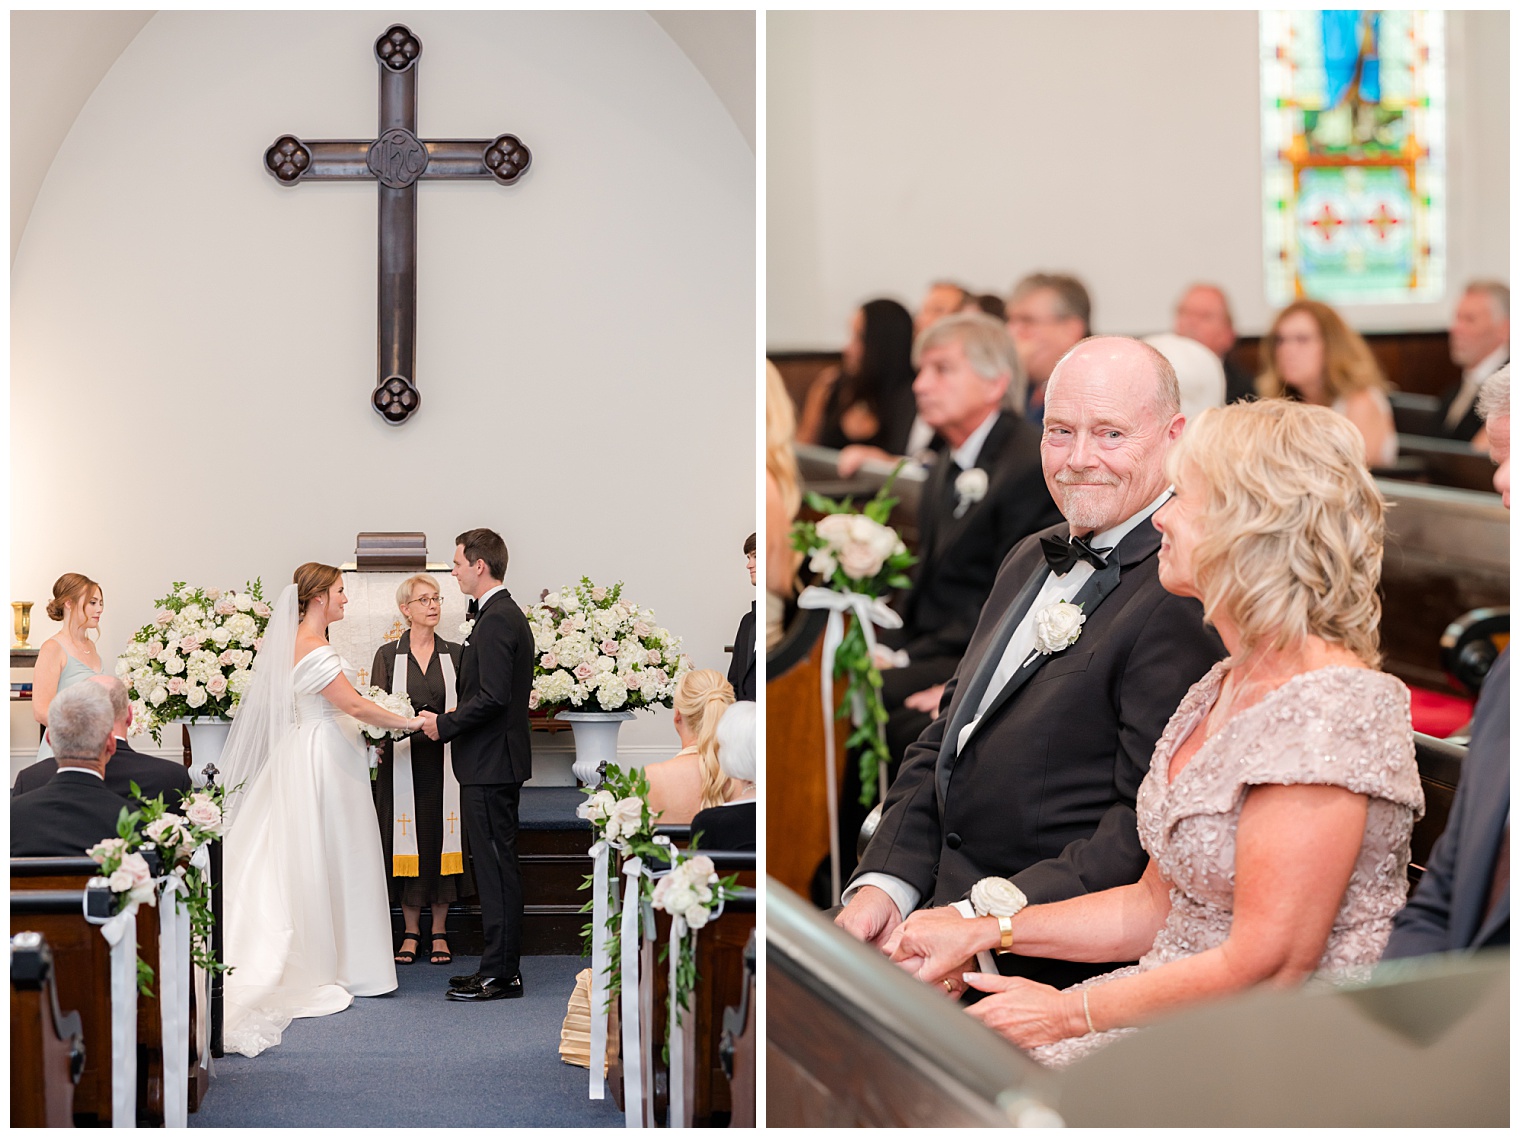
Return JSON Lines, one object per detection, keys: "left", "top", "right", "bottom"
{"left": 1410, "top": 731, "right": 1465, "bottom": 883}
{"left": 719, "top": 930, "right": 756, "bottom": 1128}
{"left": 11, "top": 931, "right": 86, "bottom": 1127}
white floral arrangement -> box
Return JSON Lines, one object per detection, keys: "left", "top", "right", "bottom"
{"left": 360, "top": 686, "right": 416, "bottom": 741}
{"left": 806, "top": 512, "right": 909, "bottom": 582}
{"left": 652, "top": 853, "right": 721, "bottom": 931}
{"left": 117, "top": 581, "right": 273, "bottom": 743}
{"left": 954, "top": 467, "right": 989, "bottom": 518}
{"left": 577, "top": 787, "right": 647, "bottom": 845}
{"left": 1033, "top": 599, "right": 1086, "bottom": 656}
{"left": 87, "top": 838, "right": 157, "bottom": 909}
{"left": 527, "top": 578, "right": 690, "bottom": 715}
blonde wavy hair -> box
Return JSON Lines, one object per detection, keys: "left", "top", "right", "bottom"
{"left": 766, "top": 361, "right": 802, "bottom": 519}
{"left": 1257, "top": 299, "right": 1387, "bottom": 402}
{"left": 1166, "top": 400, "right": 1386, "bottom": 667}
{"left": 674, "top": 669, "right": 737, "bottom": 809}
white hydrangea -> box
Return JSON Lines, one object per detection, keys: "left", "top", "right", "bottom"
{"left": 228, "top": 669, "right": 252, "bottom": 695}
{"left": 596, "top": 675, "right": 629, "bottom": 710}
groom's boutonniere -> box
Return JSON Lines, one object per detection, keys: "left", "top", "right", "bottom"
{"left": 953, "top": 467, "right": 988, "bottom": 519}
{"left": 1032, "top": 600, "right": 1085, "bottom": 657}
{"left": 459, "top": 618, "right": 475, "bottom": 639}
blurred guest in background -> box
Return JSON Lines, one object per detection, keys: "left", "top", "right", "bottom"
{"left": 1440, "top": 281, "right": 1509, "bottom": 442}
{"left": 1257, "top": 300, "right": 1397, "bottom": 468}
{"left": 691, "top": 701, "right": 756, "bottom": 852}
{"left": 915, "top": 281, "right": 971, "bottom": 337}
{"left": 766, "top": 361, "right": 803, "bottom": 649}
{"left": 797, "top": 298, "right": 919, "bottom": 455}
{"left": 1143, "top": 332, "right": 1227, "bottom": 425}
{"left": 1172, "top": 283, "right": 1255, "bottom": 405}
{"left": 1005, "top": 273, "right": 1090, "bottom": 425}
{"left": 727, "top": 533, "right": 758, "bottom": 702}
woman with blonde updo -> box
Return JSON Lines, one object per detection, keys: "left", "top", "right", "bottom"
{"left": 370, "top": 572, "right": 472, "bottom": 966}
{"left": 1257, "top": 299, "right": 1397, "bottom": 467}
{"left": 219, "top": 562, "right": 428, "bottom": 1057}
{"left": 885, "top": 401, "right": 1421, "bottom": 1069}
{"left": 31, "top": 573, "right": 105, "bottom": 762}
{"left": 644, "top": 669, "right": 736, "bottom": 824}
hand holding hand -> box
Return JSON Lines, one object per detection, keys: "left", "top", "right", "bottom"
{"left": 419, "top": 710, "right": 440, "bottom": 741}
{"left": 833, "top": 885, "right": 903, "bottom": 949}
{"left": 962, "top": 972, "right": 1087, "bottom": 1049}
{"left": 903, "top": 684, "right": 947, "bottom": 717}
{"left": 883, "top": 906, "right": 998, "bottom": 984}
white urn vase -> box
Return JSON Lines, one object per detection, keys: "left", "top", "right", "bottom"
{"left": 556, "top": 710, "right": 636, "bottom": 786}
{"left": 174, "top": 717, "right": 233, "bottom": 787}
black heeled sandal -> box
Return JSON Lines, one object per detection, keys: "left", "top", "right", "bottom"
{"left": 395, "top": 931, "right": 421, "bottom": 965}
{"left": 429, "top": 933, "right": 452, "bottom": 966}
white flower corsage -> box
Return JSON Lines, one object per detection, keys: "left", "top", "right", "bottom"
{"left": 1032, "top": 599, "right": 1085, "bottom": 657}
{"left": 969, "top": 876, "right": 1029, "bottom": 918}
{"left": 459, "top": 619, "right": 475, "bottom": 638}
{"left": 953, "top": 467, "right": 989, "bottom": 519}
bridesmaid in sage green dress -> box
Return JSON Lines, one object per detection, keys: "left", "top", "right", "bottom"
{"left": 31, "top": 573, "right": 105, "bottom": 763}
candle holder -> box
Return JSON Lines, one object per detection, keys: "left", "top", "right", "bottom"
{"left": 12, "top": 602, "right": 32, "bottom": 650}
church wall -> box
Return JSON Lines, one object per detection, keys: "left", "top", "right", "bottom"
{"left": 767, "top": 9, "right": 1509, "bottom": 349}
{"left": 11, "top": 11, "right": 756, "bottom": 766}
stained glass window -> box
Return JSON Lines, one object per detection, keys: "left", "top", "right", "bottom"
{"left": 1260, "top": 11, "right": 1445, "bottom": 305}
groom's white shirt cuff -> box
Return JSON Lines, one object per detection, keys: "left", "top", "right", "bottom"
{"left": 844, "top": 872, "right": 920, "bottom": 920}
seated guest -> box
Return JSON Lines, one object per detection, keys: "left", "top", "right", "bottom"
{"left": 726, "top": 533, "right": 757, "bottom": 702}
{"left": 12, "top": 683, "right": 134, "bottom": 856}
{"left": 645, "top": 670, "right": 736, "bottom": 825}
{"left": 30, "top": 572, "right": 106, "bottom": 762}
{"left": 964, "top": 293, "right": 1006, "bottom": 323}
{"left": 884, "top": 399, "right": 1421, "bottom": 1069}
{"left": 1386, "top": 366, "right": 1509, "bottom": 957}
{"left": 1439, "top": 281, "right": 1508, "bottom": 442}
{"left": 915, "top": 280, "right": 971, "bottom": 337}
{"left": 870, "top": 312, "right": 1061, "bottom": 794}
{"left": 1257, "top": 299, "right": 1397, "bottom": 468}
{"left": 1172, "top": 283, "right": 1255, "bottom": 404}
{"left": 796, "top": 298, "right": 919, "bottom": 457}
{"left": 13, "top": 675, "right": 191, "bottom": 809}
{"left": 1143, "top": 332, "right": 1226, "bottom": 425}
{"left": 837, "top": 337, "right": 1224, "bottom": 988}
{"left": 766, "top": 362, "right": 803, "bottom": 649}
{"left": 1005, "top": 272, "right": 1091, "bottom": 424}
{"left": 691, "top": 702, "right": 756, "bottom": 852}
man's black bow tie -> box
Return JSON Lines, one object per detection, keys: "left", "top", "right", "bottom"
{"left": 466, "top": 598, "right": 479, "bottom": 618}
{"left": 1040, "top": 533, "right": 1113, "bottom": 575}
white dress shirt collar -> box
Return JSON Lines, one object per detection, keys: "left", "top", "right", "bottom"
{"left": 475, "top": 584, "right": 507, "bottom": 612}
{"left": 951, "top": 410, "right": 1001, "bottom": 471}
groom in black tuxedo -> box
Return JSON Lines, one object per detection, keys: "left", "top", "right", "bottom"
{"left": 420, "top": 528, "right": 535, "bottom": 1001}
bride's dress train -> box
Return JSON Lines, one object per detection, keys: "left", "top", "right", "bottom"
{"left": 222, "top": 645, "right": 397, "bottom": 1057}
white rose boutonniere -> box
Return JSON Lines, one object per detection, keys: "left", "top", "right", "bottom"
{"left": 953, "top": 467, "right": 989, "bottom": 519}
{"left": 459, "top": 618, "right": 475, "bottom": 638}
{"left": 1033, "top": 600, "right": 1085, "bottom": 656}
{"left": 970, "top": 875, "right": 1029, "bottom": 918}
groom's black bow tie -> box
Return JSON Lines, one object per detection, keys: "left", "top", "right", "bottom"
{"left": 466, "top": 598, "right": 479, "bottom": 618}
{"left": 1041, "top": 533, "right": 1113, "bottom": 575}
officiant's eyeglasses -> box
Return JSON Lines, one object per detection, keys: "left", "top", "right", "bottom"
{"left": 405, "top": 594, "right": 443, "bottom": 608}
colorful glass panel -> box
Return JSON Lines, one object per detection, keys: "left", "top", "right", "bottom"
{"left": 1260, "top": 11, "right": 1445, "bottom": 305}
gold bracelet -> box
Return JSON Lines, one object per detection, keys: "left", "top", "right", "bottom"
{"left": 995, "top": 914, "right": 1014, "bottom": 954}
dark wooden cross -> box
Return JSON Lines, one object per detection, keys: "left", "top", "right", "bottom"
{"left": 264, "top": 24, "right": 531, "bottom": 425}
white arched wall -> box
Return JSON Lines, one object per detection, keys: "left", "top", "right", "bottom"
{"left": 11, "top": 11, "right": 755, "bottom": 766}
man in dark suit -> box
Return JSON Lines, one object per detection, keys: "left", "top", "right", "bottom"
{"left": 1386, "top": 367, "right": 1510, "bottom": 956}
{"left": 1437, "top": 282, "right": 1509, "bottom": 442}
{"left": 12, "top": 682, "right": 133, "bottom": 856}
{"left": 421, "top": 528, "right": 534, "bottom": 1001}
{"left": 837, "top": 336, "right": 1225, "bottom": 990}
{"left": 12, "top": 675, "right": 191, "bottom": 808}
{"left": 1173, "top": 283, "right": 1256, "bottom": 405}
{"left": 726, "top": 533, "right": 757, "bottom": 702}
{"left": 876, "top": 312, "right": 1063, "bottom": 768}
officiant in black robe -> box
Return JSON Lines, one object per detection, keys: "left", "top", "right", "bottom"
{"left": 371, "top": 576, "right": 475, "bottom": 965}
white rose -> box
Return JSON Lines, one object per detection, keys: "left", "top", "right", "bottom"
{"left": 577, "top": 789, "right": 617, "bottom": 824}
{"left": 970, "top": 876, "right": 1028, "bottom": 918}
{"left": 210, "top": 626, "right": 232, "bottom": 647}
{"left": 234, "top": 593, "right": 254, "bottom": 612}
{"left": 561, "top": 593, "right": 580, "bottom": 612}
{"left": 685, "top": 903, "right": 712, "bottom": 930}
{"left": 955, "top": 467, "right": 990, "bottom": 513}
{"left": 661, "top": 881, "right": 696, "bottom": 914}
{"left": 543, "top": 592, "right": 561, "bottom": 609}
{"left": 162, "top": 652, "right": 185, "bottom": 676}
{"left": 1033, "top": 600, "right": 1086, "bottom": 655}
{"left": 818, "top": 512, "right": 900, "bottom": 580}
{"left": 604, "top": 796, "right": 644, "bottom": 842}
{"left": 185, "top": 685, "right": 208, "bottom": 709}
{"left": 149, "top": 687, "right": 169, "bottom": 707}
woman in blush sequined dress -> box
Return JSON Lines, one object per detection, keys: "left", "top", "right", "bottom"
{"left": 884, "top": 400, "right": 1422, "bottom": 1068}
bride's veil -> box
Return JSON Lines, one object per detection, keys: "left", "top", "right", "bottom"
{"left": 217, "top": 582, "right": 298, "bottom": 825}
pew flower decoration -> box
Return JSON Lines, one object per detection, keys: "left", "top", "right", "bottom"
{"left": 88, "top": 804, "right": 162, "bottom": 995}
{"left": 578, "top": 764, "right": 666, "bottom": 1001}
{"left": 651, "top": 849, "right": 740, "bottom": 1055}
{"left": 117, "top": 580, "right": 273, "bottom": 743}
{"left": 528, "top": 578, "right": 691, "bottom": 715}
{"left": 790, "top": 468, "right": 917, "bottom": 806}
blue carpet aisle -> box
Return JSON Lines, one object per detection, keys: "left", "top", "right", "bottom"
{"left": 190, "top": 955, "right": 622, "bottom": 1127}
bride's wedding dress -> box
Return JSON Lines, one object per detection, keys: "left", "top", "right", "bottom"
{"left": 220, "top": 587, "right": 397, "bottom": 1058}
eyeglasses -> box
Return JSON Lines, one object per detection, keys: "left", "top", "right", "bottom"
{"left": 405, "top": 594, "right": 442, "bottom": 608}
{"left": 1271, "top": 333, "right": 1320, "bottom": 348}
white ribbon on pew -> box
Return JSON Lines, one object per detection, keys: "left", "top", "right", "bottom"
{"left": 588, "top": 839, "right": 612, "bottom": 1100}
{"left": 666, "top": 913, "right": 688, "bottom": 1128}
{"left": 88, "top": 900, "right": 139, "bottom": 1127}
{"left": 795, "top": 586, "right": 903, "bottom": 907}
{"left": 158, "top": 870, "right": 194, "bottom": 1128}
{"left": 619, "top": 855, "right": 645, "bottom": 1128}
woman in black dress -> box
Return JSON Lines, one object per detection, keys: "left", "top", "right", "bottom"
{"left": 796, "top": 297, "right": 918, "bottom": 455}
{"left": 371, "top": 573, "right": 473, "bottom": 965}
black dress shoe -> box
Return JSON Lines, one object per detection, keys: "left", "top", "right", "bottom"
{"left": 445, "top": 975, "right": 523, "bottom": 1001}
{"left": 449, "top": 971, "right": 483, "bottom": 989}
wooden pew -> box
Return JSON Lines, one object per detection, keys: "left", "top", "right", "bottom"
{"left": 11, "top": 931, "right": 86, "bottom": 1127}
{"left": 12, "top": 858, "right": 167, "bottom": 1126}
{"left": 718, "top": 930, "right": 756, "bottom": 1128}
{"left": 1410, "top": 731, "right": 1465, "bottom": 885}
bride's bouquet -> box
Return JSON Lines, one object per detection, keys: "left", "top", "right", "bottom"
{"left": 527, "top": 578, "right": 689, "bottom": 715}
{"left": 117, "top": 581, "right": 274, "bottom": 743}
{"left": 360, "top": 686, "right": 415, "bottom": 741}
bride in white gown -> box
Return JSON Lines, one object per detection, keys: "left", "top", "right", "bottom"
{"left": 218, "top": 563, "right": 426, "bottom": 1057}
